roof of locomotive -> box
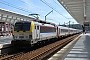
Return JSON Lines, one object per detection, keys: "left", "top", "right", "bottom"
{"left": 15, "top": 21, "right": 56, "bottom": 28}
{"left": 15, "top": 21, "right": 30, "bottom": 23}
{"left": 34, "top": 21, "right": 56, "bottom": 27}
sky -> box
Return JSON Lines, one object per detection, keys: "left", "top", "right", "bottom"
{"left": 0, "top": 0, "right": 78, "bottom": 25}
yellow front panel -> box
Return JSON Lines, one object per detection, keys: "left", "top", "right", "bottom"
{"left": 30, "top": 21, "right": 34, "bottom": 32}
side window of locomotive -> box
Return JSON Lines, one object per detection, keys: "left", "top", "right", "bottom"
{"left": 35, "top": 26, "right": 36, "bottom": 29}
{"left": 37, "top": 26, "right": 39, "bottom": 30}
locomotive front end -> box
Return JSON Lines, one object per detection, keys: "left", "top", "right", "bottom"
{"left": 11, "top": 21, "right": 34, "bottom": 46}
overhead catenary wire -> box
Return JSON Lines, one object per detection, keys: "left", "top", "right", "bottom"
{"left": 52, "top": 0, "right": 73, "bottom": 19}
{"left": 52, "top": 0, "right": 63, "bottom": 9}
{"left": 18, "top": 0, "right": 60, "bottom": 23}
{"left": 40, "top": 0, "right": 71, "bottom": 19}
{"left": 0, "top": 0, "right": 33, "bottom": 13}
{"left": 17, "top": 0, "right": 48, "bottom": 20}
{"left": 17, "top": 0, "right": 46, "bottom": 12}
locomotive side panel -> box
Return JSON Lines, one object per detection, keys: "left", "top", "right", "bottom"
{"left": 39, "top": 25, "right": 57, "bottom": 41}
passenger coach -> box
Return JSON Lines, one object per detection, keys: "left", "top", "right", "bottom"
{"left": 11, "top": 21, "right": 57, "bottom": 46}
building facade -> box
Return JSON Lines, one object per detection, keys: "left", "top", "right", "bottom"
{"left": 0, "top": 22, "right": 11, "bottom": 36}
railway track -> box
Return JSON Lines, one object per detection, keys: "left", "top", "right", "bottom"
{"left": 0, "top": 52, "right": 25, "bottom": 60}
{"left": 0, "top": 34, "right": 80, "bottom": 60}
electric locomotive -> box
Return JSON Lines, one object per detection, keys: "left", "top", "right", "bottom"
{"left": 11, "top": 21, "right": 57, "bottom": 46}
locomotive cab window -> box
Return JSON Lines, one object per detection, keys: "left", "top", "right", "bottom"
{"left": 14, "top": 22, "right": 31, "bottom": 31}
